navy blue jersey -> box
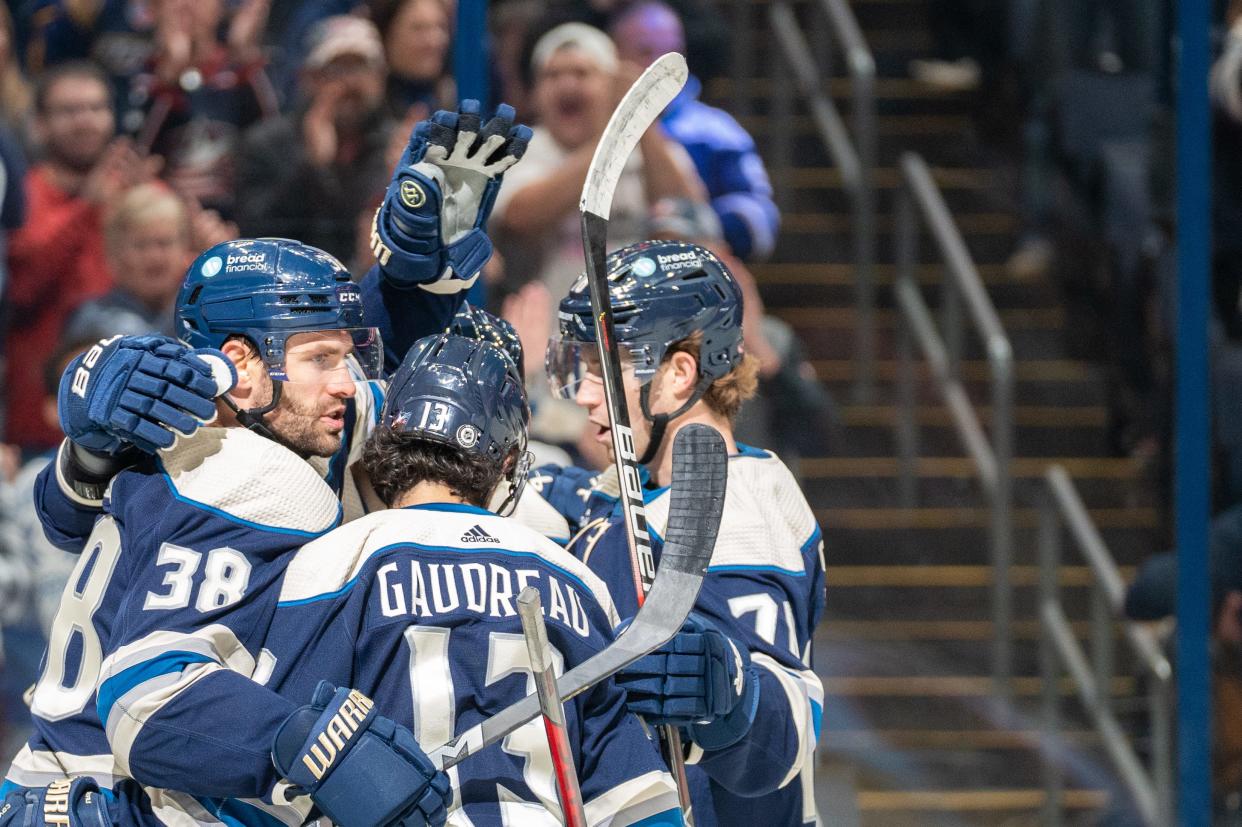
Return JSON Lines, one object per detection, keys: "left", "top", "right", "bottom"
{"left": 520, "top": 444, "right": 825, "bottom": 826}
{"left": 265, "top": 503, "right": 683, "bottom": 826}
{"left": 510, "top": 464, "right": 623, "bottom": 546}
{"left": 5, "top": 426, "right": 369, "bottom": 826}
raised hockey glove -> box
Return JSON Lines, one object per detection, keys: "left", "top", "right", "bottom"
{"left": 0, "top": 778, "right": 113, "bottom": 827}
{"left": 616, "top": 613, "right": 760, "bottom": 751}
{"left": 372, "top": 99, "right": 531, "bottom": 291}
{"left": 58, "top": 335, "right": 235, "bottom": 455}
{"left": 272, "top": 682, "right": 451, "bottom": 827}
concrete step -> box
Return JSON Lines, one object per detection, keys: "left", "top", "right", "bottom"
{"left": 852, "top": 788, "right": 1110, "bottom": 827}
{"left": 770, "top": 229, "right": 1020, "bottom": 270}
{"left": 783, "top": 312, "right": 1068, "bottom": 369}
{"left": 823, "top": 573, "right": 1162, "bottom": 623}
{"left": 800, "top": 456, "right": 1137, "bottom": 480}
{"left": 818, "top": 637, "right": 1149, "bottom": 683}
{"left": 818, "top": 502, "right": 1160, "bottom": 562}
{"left": 819, "top": 407, "right": 1110, "bottom": 457}
{"left": 735, "top": 112, "right": 978, "bottom": 163}
{"left": 804, "top": 358, "right": 1097, "bottom": 385}
{"left": 804, "top": 470, "right": 1149, "bottom": 511}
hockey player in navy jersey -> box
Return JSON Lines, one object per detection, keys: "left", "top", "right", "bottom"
{"left": 259, "top": 333, "right": 684, "bottom": 826}
{"left": 533, "top": 240, "right": 827, "bottom": 826}
{"left": 6, "top": 102, "right": 530, "bottom": 827}
{"left": 5, "top": 238, "right": 454, "bottom": 827}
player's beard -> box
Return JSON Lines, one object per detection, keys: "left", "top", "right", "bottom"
{"left": 266, "top": 385, "right": 346, "bottom": 458}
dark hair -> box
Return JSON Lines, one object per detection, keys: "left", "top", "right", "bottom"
{"left": 35, "top": 60, "right": 111, "bottom": 114}
{"left": 369, "top": 0, "right": 452, "bottom": 42}
{"left": 43, "top": 337, "right": 101, "bottom": 397}
{"left": 363, "top": 427, "right": 506, "bottom": 507}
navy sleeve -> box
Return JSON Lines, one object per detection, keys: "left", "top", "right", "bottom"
{"left": 104, "top": 668, "right": 297, "bottom": 798}
{"left": 33, "top": 457, "right": 100, "bottom": 553}
{"left": 360, "top": 265, "right": 464, "bottom": 374}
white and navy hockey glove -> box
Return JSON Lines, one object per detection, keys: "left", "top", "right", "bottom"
{"left": 616, "top": 613, "right": 761, "bottom": 751}
{"left": 58, "top": 335, "right": 235, "bottom": 455}
{"left": 372, "top": 99, "right": 531, "bottom": 292}
{"left": 0, "top": 778, "right": 113, "bottom": 827}
{"left": 272, "top": 682, "right": 451, "bottom": 827}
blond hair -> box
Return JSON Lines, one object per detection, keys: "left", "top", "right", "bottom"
{"left": 104, "top": 183, "right": 191, "bottom": 255}
{"left": 666, "top": 331, "right": 759, "bottom": 421}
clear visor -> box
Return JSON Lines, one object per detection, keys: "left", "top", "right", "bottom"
{"left": 544, "top": 337, "right": 665, "bottom": 400}
{"left": 269, "top": 328, "right": 385, "bottom": 384}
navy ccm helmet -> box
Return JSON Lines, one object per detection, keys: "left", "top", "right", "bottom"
{"left": 383, "top": 333, "right": 532, "bottom": 514}
{"left": 176, "top": 238, "right": 384, "bottom": 433}
{"left": 548, "top": 240, "right": 744, "bottom": 462}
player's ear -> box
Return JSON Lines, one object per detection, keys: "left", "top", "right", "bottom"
{"left": 220, "top": 338, "right": 260, "bottom": 396}
{"left": 666, "top": 350, "right": 699, "bottom": 400}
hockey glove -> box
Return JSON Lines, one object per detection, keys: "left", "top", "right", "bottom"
{"left": 373, "top": 99, "right": 531, "bottom": 291}
{"left": 616, "top": 613, "right": 760, "bottom": 751}
{"left": 272, "top": 682, "right": 451, "bottom": 827}
{"left": 0, "top": 778, "right": 112, "bottom": 827}
{"left": 58, "top": 335, "right": 235, "bottom": 455}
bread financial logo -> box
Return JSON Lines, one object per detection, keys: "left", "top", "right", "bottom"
{"left": 400, "top": 180, "right": 426, "bottom": 209}
{"left": 201, "top": 256, "right": 223, "bottom": 277}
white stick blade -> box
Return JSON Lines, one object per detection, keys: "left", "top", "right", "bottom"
{"left": 580, "top": 53, "right": 688, "bottom": 219}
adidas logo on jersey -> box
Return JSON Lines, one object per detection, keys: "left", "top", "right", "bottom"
{"left": 462, "top": 525, "right": 499, "bottom": 543}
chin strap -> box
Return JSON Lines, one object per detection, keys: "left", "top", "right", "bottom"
{"left": 220, "top": 380, "right": 283, "bottom": 442}
{"left": 494, "top": 449, "right": 534, "bottom": 517}
{"left": 637, "top": 376, "right": 713, "bottom": 466}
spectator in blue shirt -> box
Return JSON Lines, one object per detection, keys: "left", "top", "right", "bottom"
{"left": 610, "top": 0, "right": 780, "bottom": 261}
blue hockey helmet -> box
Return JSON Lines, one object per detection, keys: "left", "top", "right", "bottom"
{"left": 449, "top": 302, "right": 524, "bottom": 380}
{"left": 547, "top": 240, "right": 744, "bottom": 463}
{"left": 383, "top": 333, "right": 532, "bottom": 514}
{"left": 547, "top": 240, "right": 743, "bottom": 396}
{"left": 177, "top": 238, "right": 383, "bottom": 383}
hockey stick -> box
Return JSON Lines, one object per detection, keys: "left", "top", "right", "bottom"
{"left": 518, "top": 587, "right": 587, "bottom": 827}
{"left": 578, "top": 51, "right": 697, "bottom": 818}
{"left": 426, "top": 423, "right": 727, "bottom": 770}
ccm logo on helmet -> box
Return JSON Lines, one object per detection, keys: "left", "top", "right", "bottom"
{"left": 300, "top": 689, "right": 375, "bottom": 780}
{"left": 225, "top": 252, "right": 268, "bottom": 272}
{"left": 338, "top": 290, "right": 361, "bottom": 304}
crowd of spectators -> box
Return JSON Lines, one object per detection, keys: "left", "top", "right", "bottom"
{"left": 0, "top": 0, "right": 808, "bottom": 754}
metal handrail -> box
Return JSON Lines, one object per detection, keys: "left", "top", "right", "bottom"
{"left": 893, "top": 151, "right": 1015, "bottom": 696}
{"left": 767, "top": 0, "right": 877, "bottom": 402}
{"left": 1038, "top": 465, "right": 1173, "bottom": 826}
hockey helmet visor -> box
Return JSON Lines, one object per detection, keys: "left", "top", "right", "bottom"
{"left": 178, "top": 238, "right": 384, "bottom": 384}
{"left": 546, "top": 240, "right": 743, "bottom": 400}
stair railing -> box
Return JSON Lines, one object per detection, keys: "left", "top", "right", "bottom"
{"left": 767, "top": 0, "right": 877, "bottom": 403}
{"left": 1038, "top": 464, "right": 1173, "bottom": 826}
{"left": 893, "top": 151, "right": 1016, "bottom": 697}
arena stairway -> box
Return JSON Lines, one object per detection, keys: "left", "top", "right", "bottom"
{"left": 704, "top": 0, "right": 1166, "bottom": 823}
